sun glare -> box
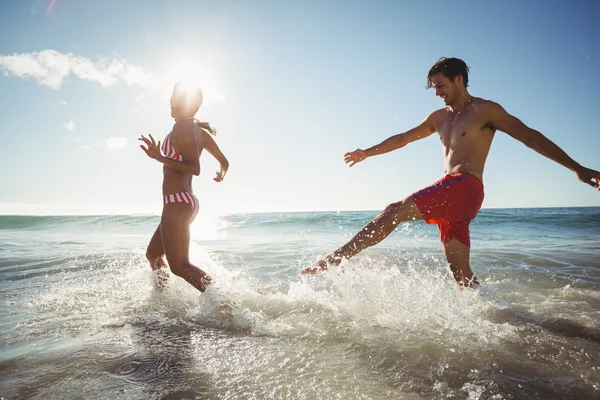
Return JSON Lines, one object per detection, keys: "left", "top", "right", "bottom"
{"left": 162, "top": 54, "right": 226, "bottom": 105}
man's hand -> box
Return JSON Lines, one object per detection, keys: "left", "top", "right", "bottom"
{"left": 138, "top": 134, "right": 162, "bottom": 160}
{"left": 344, "top": 149, "right": 368, "bottom": 167}
{"left": 575, "top": 166, "right": 600, "bottom": 190}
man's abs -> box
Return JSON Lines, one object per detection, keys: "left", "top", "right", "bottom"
{"left": 436, "top": 100, "right": 496, "bottom": 179}
{"left": 444, "top": 150, "right": 489, "bottom": 179}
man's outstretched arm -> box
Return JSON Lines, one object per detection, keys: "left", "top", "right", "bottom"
{"left": 489, "top": 102, "right": 600, "bottom": 189}
{"left": 345, "top": 111, "right": 439, "bottom": 167}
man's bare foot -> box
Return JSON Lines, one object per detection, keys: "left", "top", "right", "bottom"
{"left": 458, "top": 276, "right": 480, "bottom": 291}
{"left": 300, "top": 259, "right": 328, "bottom": 275}
{"left": 300, "top": 254, "right": 342, "bottom": 275}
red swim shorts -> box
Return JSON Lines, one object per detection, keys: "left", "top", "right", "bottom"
{"left": 411, "top": 172, "right": 484, "bottom": 247}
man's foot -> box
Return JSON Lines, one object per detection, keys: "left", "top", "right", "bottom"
{"left": 300, "top": 254, "right": 342, "bottom": 275}
{"left": 458, "top": 276, "right": 480, "bottom": 291}
{"left": 300, "top": 259, "right": 328, "bottom": 275}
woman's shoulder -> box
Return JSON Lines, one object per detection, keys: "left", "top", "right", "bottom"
{"left": 170, "top": 119, "right": 197, "bottom": 140}
{"left": 172, "top": 118, "right": 195, "bottom": 130}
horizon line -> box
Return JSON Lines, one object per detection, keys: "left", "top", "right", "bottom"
{"left": 0, "top": 205, "right": 599, "bottom": 217}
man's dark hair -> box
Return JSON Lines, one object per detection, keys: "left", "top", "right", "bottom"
{"left": 426, "top": 57, "right": 470, "bottom": 89}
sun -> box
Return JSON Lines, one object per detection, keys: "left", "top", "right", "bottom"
{"left": 162, "top": 53, "right": 226, "bottom": 106}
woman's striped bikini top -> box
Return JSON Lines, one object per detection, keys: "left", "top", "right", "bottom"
{"left": 161, "top": 132, "right": 184, "bottom": 161}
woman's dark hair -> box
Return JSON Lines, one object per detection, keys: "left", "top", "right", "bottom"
{"left": 426, "top": 57, "right": 470, "bottom": 88}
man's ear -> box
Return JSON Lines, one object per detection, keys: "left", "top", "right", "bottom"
{"left": 455, "top": 74, "right": 464, "bottom": 86}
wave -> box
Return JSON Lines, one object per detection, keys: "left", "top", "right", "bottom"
{"left": 220, "top": 211, "right": 378, "bottom": 230}
{"left": 1, "top": 207, "right": 599, "bottom": 232}
{"left": 0, "top": 214, "right": 159, "bottom": 230}
{"left": 474, "top": 207, "right": 600, "bottom": 230}
{"left": 221, "top": 208, "right": 600, "bottom": 233}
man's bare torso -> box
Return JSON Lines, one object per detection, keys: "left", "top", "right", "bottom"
{"left": 432, "top": 97, "right": 496, "bottom": 180}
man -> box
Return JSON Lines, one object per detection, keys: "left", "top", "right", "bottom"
{"left": 301, "top": 57, "right": 600, "bottom": 289}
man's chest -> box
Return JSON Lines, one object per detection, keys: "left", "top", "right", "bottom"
{"left": 436, "top": 112, "right": 491, "bottom": 145}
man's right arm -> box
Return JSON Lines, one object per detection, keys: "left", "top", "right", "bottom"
{"left": 364, "top": 112, "right": 438, "bottom": 158}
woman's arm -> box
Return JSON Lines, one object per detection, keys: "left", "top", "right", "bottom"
{"left": 139, "top": 120, "right": 200, "bottom": 175}
{"left": 204, "top": 134, "right": 229, "bottom": 182}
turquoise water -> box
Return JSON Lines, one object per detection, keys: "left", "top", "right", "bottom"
{"left": 1, "top": 208, "right": 599, "bottom": 399}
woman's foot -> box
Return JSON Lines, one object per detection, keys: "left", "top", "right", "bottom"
{"left": 198, "top": 274, "right": 213, "bottom": 292}
{"left": 154, "top": 267, "right": 170, "bottom": 290}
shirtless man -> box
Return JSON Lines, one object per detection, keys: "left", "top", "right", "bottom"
{"left": 301, "top": 57, "right": 600, "bottom": 288}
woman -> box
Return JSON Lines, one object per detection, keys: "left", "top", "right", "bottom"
{"left": 139, "top": 83, "right": 229, "bottom": 292}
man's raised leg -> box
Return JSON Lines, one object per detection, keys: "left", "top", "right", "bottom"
{"left": 301, "top": 196, "right": 423, "bottom": 274}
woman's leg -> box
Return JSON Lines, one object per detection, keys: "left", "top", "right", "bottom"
{"left": 160, "top": 203, "right": 212, "bottom": 292}
{"left": 146, "top": 224, "right": 166, "bottom": 269}
{"left": 145, "top": 223, "right": 169, "bottom": 288}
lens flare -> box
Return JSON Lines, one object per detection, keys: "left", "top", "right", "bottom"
{"left": 46, "top": 0, "right": 57, "bottom": 15}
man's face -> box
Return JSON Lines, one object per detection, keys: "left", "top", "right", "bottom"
{"left": 430, "top": 73, "right": 458, "bottom": 105}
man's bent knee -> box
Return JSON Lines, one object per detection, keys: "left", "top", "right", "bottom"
{"left": 383, "top": 198, "right": 420, "bottom": 222}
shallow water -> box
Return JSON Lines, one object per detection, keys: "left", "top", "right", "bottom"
{"left": 1, "top": 208, "right": 599, "bottom": 399}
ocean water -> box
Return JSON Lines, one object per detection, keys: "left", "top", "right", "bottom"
{"left": 1, "top": 207, "right": 599, "bottom": 400}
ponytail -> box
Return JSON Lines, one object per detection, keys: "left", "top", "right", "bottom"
{"left": 194, "top": 119, "right": 217, "bottom": 136}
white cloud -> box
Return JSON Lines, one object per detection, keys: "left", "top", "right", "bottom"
{"left": 0, "top": 49, "right": 157, "bottom": 90}
{"left": 59, "top": 100, "right": 68, "bottom": 106}
{"left": 80, "top": 142, "right": 101, "bottom": 151}
{"left": 105, "top": 137, "right": 127, "bottom": 151}
{"left": 64, "top": 120, "right": 75, "bottom": 131}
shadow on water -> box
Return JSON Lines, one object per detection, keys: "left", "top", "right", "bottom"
{"left": 488, "top": 307, "right": 600, "bottom": 345}
{"left": 0, "top": 314, "right": 221, "bottom": 400}
{"left": 339, "top": 304, "right": 600, "bottom": 400}
{"left": 366, "top": 345, "right": 598, "bottom": 400}
{"left": 538, "top": 317, "right": 600, "bottom": 344}
{"left": 97, "top": 315, "right": 218, "bottom": 400}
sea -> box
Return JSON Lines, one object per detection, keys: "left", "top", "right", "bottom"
{"left": 1, "top": 207, "right": 599, "bottom": 400}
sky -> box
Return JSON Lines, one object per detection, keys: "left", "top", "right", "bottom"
{"left": 0, "top": 0, "right": 599, "bottom": 215}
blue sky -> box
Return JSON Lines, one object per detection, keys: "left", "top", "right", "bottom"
{"left": 0, "top": 0, "right": 598, "bottom": 214}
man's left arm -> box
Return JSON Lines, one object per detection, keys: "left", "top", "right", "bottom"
{"left": 488, "top": 102, "right": 599, "bottom": 189}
